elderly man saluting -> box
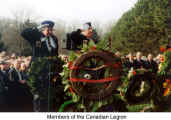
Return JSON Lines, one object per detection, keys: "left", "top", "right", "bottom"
{"left": 21, "top": 20, "right": 58, "bottom": 58}
{"left": 21, "top": 20, "right": 59, "bottom": 112}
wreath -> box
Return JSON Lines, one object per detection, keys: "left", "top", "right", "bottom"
{"left": 70, "top": 50, "right": 121, "bottom": 100}
{"left": 60, "top": 40, "right": 124, "bottom": 111}
{"left": 61, "top": 41, "right": 171, "bottom": 112}
{"left": 125, "top": 71, "right": 154, "bottom": 105}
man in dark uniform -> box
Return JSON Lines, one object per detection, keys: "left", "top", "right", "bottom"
{"left": 125, "top": 53, "right": 136, "bottom": 69}
{"left": 68, "top": 22, "right": 93, "bottom": 50}
{"left": 0, "top": 61, "right": 9, "bottom": 112}
{"left": 21, "top": 20, "right": 59, "bottom": 112}
{"left": 145, "top": 54, "right": 158, "bottom": 73}
{"left": 8, "top": 60, "right": 25, "bottom": 111}
{"left": 134, "top": 52, "right": 146, "bottom": 69}
{"left": 21, "top": 20, "right": 58, "bottom": 58}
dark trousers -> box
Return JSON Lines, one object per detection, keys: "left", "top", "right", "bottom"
{"left": 33, "top": 98, "right": 49, "bottom": 112}
{"left": 0, "top": 93, "right": 8, "bottom": 112}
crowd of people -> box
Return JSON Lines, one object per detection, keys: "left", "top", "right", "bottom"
{"left": 0, "top": 51, "right": 33, "bottom": 112}
{"left": 116, "top": 51, "right": 162, "bottom": 73}
{"left": 0, "top": 50, "right": 164, "bottom": 112}
{"left": 0, "top": 50, "right": 165, "bottom": 112}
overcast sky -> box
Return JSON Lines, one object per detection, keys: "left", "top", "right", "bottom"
{"left": 0, "top": 0, "right": 137, "bottom": 24}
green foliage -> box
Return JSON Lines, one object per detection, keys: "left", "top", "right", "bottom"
{"left": 27, "top": 56, "right": 64, "bottom": 100}
{"left": 69, "top": 51, "right": 78, "bottom": 61}
{"left": 96, "top": 39, "right": 109, "bottom": 51}
{"left": 158, "top": 51, "right": 171, "bottom": 75}
{"left": 81, "top": 40, "right": 96, "bottom": 52}
{"left": 107, "top": 0, "right": 168, "bottom": 54}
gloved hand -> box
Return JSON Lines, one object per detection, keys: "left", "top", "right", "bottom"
{"left": 34, "top": 94, "right": 39, "bottom": 100}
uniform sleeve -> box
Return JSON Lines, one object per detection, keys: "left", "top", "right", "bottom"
{"left": 70, "top": 30, "right": 83, "bottom": 50}
{"left": 21, "top": 27, "right": 41, "bottom": 46}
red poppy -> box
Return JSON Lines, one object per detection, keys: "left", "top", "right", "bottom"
{"left": 160, "top": 56, "right": 165, "bottom": 63}
{"left": 164, "top": 88, "right": 170, "bottom": 96}
{"left": 160, "top": 46, "right": 166, "bottom": 52}
{"left": 117, "top": 61, "right": 121, "bottom": 65}
{"left": 167, "top": 48, "right": 171, "bottom": 52}
{"left": 69, "top": 87, "right": 74, "bottom": 93}
{"left": 168, "top": 83, "right": 171, "bottom": 88}
{"left": 68, "top": 61, "right": 73, "bottom": 69}
{"left": 133, "top": 71, "right": 136, "bottom": 76}
{"left": 166, "top": 79, "right": 171, "bottom": 83}
{"left": 113, "top": 63, "right": 119, "bottom": 68}
{"left": 90, "top": 46, "right": 96, "bottom": 51}
{"left": 104, "top": 83, "right": 108, "bottom": 88}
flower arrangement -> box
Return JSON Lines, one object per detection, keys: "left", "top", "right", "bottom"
{"left": 60, "top": 40, "right": 125, "bottom": 112}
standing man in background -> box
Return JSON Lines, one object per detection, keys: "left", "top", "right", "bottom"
{"left": 67, "top": 22, "right": 94, "bottom": 51}
{"left": 0, "top": 61, "right": 9, "bottom": 112}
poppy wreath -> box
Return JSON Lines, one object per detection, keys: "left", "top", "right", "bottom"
{"left": 61, "top": 40, "right": 125, "bottom": 111}
{"left": 70, "top": 50, "right": 122, "bottom": 100}
{"left": 125, "top": 71, "right": 154, "bottom": 105}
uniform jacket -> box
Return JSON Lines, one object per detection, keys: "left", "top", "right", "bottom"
{"left": 21, "top": 27, "right": 58, "bottom": 57}
{"left": 134, "top": 59, "right": 146, "bottom": 69}
{"left": 70, "top": 29, "right": 89, "bottom": 50}
{"left": 144, "top": 60, "right": 158, "bottom": 73}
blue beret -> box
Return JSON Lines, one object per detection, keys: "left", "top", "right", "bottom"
{"left": 37, "top": 20, "right": 55, "bottom": 31}
{"left": 41, "top": 20, "right": 55, "bottom": 28}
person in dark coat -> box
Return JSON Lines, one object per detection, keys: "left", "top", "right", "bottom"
{"left": 21, "top": 20, "right": 58, "bottom": 58}
{"left": 125, "top": 53, "right": 136, "bottom": 69}
{"left": 69, "top": 22, "right": 93, "bottom": 50}
{"left": 8, "top": 60, "right": 24, "bottom": 111}
{"left": 0, "top": 61, "right": 9, "bottom": 112}
{"left": 134, "top": 52, "right": 146, "bottom": 69}
{"left": 19, "top": 62, "right": 33, "bottom": 111}
{"left": 21, "top": 20, "right": 59, "bottom": 112}
{"left": 145, "top": 54, "right": 158, "bottom": 73}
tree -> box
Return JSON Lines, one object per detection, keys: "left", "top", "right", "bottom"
{"left": 0, "top": 9, "right": 38, "bottom": 56}
{"left": 0, "top": 32, "right": 7, "bottom": 52}
{"left": 107, "top": 0, "right": 168, "bottom": 55}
